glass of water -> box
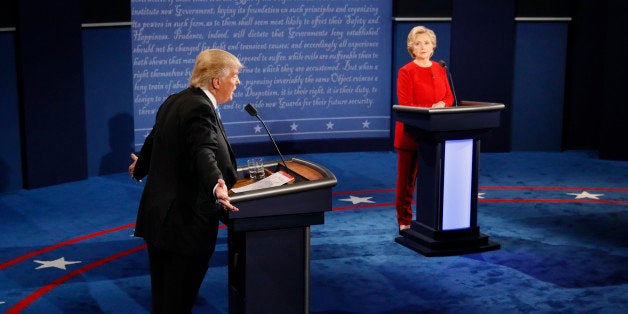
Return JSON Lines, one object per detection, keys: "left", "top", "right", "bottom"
{"left": 247, "top": 157, "right": 265, "bottom": 180}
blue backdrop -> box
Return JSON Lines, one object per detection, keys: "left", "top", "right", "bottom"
{"left": 131, "top": 0, "right": 392, "bottom": 148}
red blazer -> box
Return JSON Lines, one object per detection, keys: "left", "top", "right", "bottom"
{"left": 395, "top": 61, "right": 454, "bottom": 150}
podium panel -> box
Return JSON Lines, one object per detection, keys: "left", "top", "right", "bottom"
{"left": 393, "top": 101, "right": 504, "bottom": 256}
{"left": 222, "top": 158, "right": 337, "bottom": 314}
{"left": 442, "top": 139, "right": 473, "bottom": 230}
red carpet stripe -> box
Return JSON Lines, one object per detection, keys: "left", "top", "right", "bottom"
{"left": 0, "top": 223, "right": 228, "bottom": 271}
{"left": 480, "top": 199, "right": 628, "bottom": 204}
{"left": 480, "top": 186, "right": 628, "bottom": 192}
{"left": 333, "top": 202, "right": 399, "bottom": 211}
{"left": 332, "top": 199, "right": 627, "bottom": 210}
{"left": 0, "top": 223, "right": 136, "bottom": 270}
{"left": 333, "top": 189, "right": 394, "bottom": 195}
{"left": 334, "top": 186, "right": 628, "bottom": 194}
{"left": 6, "top": 244, "right": 147, "bottom": 314}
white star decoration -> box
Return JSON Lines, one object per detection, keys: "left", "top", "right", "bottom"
{"left": 34, "top": 257, "right": 82, "bottom": 270}
{"left": 339, "top": 195, "right": 375, "bottom": 204}
{"left": 326, "top": 121, "right": 334, "bottom": 130}
{"left": 362, "top": 120, "right": 370, "bottom": 128}
{"left": 567, "top": 191, "right": 604, "bottom": 199}
{"left": 254, "top": 125, "right": 262, "bottom": 133}
{"left": 478, "top": 192, "right": 485, "bottom": 199}
{"left": 290, "top": 122, "right": 298, "bottom": 131}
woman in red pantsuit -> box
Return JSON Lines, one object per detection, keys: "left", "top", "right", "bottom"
{"left": 395, "top": 26, "right": 454, "bottom": 232}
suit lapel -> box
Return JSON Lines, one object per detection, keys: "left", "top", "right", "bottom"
{"left": 216, "top": 117, "right": 236, "bottom": 166}
{"left": 193, "top": 87, "right": 238, "bottom": 176}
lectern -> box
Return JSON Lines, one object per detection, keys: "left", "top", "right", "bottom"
{"left": 221, "top": 158, "right": 337, "bottom": 314}
{"left": 393, "top": 101, "right": 504, "bottom": 257}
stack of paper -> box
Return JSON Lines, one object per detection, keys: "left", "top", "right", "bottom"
{"left": 231, "top": 171, "right": 295, "bottom": 193}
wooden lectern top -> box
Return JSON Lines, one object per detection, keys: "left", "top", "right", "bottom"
{"left": 224, "top": 157, "right": 337, "bottom": 222}
{"left": 231, "top": 159, "right": 325, "bottom": 190}
{"left": 228, "top": 157, "right": 337, "bottom": 203}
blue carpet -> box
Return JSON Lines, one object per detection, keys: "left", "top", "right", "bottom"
{"left": 0, "top": 151, "right": 626, "bottom": 313}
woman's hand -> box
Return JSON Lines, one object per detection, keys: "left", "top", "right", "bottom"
{"left": 432, "top": 101, "right": 446, "bottom": 108}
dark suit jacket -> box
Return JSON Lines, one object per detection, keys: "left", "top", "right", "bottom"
{"left": 132, "top": 87, "right": 237, "bottom": 256}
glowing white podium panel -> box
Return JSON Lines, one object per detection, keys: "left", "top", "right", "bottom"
{"left": 442, "top": 139, "right": 473, "bottom": 230}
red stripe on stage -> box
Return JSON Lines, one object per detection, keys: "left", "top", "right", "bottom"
{"left": 3, "top": 222, "right": 228, "bottom": 312}
{"left": 334, "top": 199, "right": 628, "bottom": 208}
{"left": 0, "top": 223, "right": 136, "bottom": 270}
{"left": 480, "top": 186, "right": 628, "bottom": 192}
{"left": 6, "top": 244, "right": 147, "bottom": 314}
{"left": 334, "top": 186, "right": 628, "bottom": 194}
{"left": 333, "top": 202, "right": 403, "bottom": 211}
{"left": 333, "top": 189, "right": 395, "bottom": 195}
{"left": 480, "top": 199, "right": 628, "bottom": 204}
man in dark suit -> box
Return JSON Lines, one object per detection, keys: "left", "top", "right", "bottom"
{"left": 128, "top": 49, "right": 242, "bottom": 313}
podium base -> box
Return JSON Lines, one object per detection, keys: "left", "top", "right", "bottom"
{"left": 395, "top": 224, "right": 500, "bottom": 257}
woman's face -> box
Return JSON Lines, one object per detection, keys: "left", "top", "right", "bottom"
{"left": 411, "top": 33, "right": 434, "bottom": 61}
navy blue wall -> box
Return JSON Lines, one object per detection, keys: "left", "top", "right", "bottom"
{"left": 0, "top": 33, "right": 22, "bottom": 193}
{"left": 17, "top": 0, "right": 87, "bottom": 189}
{"left": 0, "top": 27, "right": 132, "bottom": 193}
{"left": 83, "top": 27, "right": 133, "bottom": 177}
{"left": 451, "top": 0, "right": 516, "bottom": 152}
{"left": 512, "top": 23, "right": 568, "bottom": 151}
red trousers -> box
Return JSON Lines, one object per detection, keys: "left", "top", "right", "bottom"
{"left": 395, "top": 148, "right": 418, "bottom": 226}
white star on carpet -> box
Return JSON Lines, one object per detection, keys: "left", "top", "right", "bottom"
{"left": 339, "top": 195, "right": 375, "bottom": 204}
{"left": 254, "top": 125, "right": 262, "bottom": 133}
{"left": 326, "top": 121, "right": 334, "bottom": 130}
{"left": 566, "top": 191, "right": 604, "bottom": 199}
{"left": 478, "top": 192, "right": 485, "bottom": 199}
{"left": 290, "top": 122, "right": 298, "bottom": 131}
{"left": 34, "top": 257, "right": 82, "bottom": 270}
{"left": 0, "top": 301, "right": 5, "bottom": 305}
{"left": 362, "top": 120, "right": 370, "bottom": 128}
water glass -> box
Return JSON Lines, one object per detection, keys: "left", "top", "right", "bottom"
{"left": 247, "top": 157, "right": 265, "bottom": 180}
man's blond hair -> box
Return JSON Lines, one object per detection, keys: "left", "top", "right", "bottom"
{"left": 189, "top": 49, "right": 243, "bottom": 88}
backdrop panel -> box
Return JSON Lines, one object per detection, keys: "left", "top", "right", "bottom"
{"left": 0, "top": 33, "right": 21, "bottom": 193}
{"left": 131, "top": 0, "right": 392, "bottom": 148}
{"left": 511, "top": 22, "right": 568, "bottom": 151}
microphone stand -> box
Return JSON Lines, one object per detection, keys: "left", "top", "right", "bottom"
{"left": 245, "top": 104, "right": 289, "bottom": 171}
{"left": 439, "top": 60, "right": 458, "bottom": 107}
{"left": 252, "top": 113, "right": 289, "bottom": 169}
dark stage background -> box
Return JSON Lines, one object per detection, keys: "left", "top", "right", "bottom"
{"left": 0, "top": 0, "right": 626, "bottom": 193}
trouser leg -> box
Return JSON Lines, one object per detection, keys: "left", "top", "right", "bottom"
{"left": 395, "top": 149, "right": 418, "bottom": 226}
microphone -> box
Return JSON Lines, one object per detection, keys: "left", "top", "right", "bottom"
{"left": 244, "top": 103, "right": 289, "bottom": 169}
{"left": 244, "top": 103, "right": 258, "bottom": 116}
{"left": 438, "top": 60, "right": 458, "bottom": 107}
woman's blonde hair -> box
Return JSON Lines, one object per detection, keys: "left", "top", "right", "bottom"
{"left": 406, "top": 26, "right": 437, "bottom": 58}
{"left": 189, "top": 49, "right": 243, "bottom": 88}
